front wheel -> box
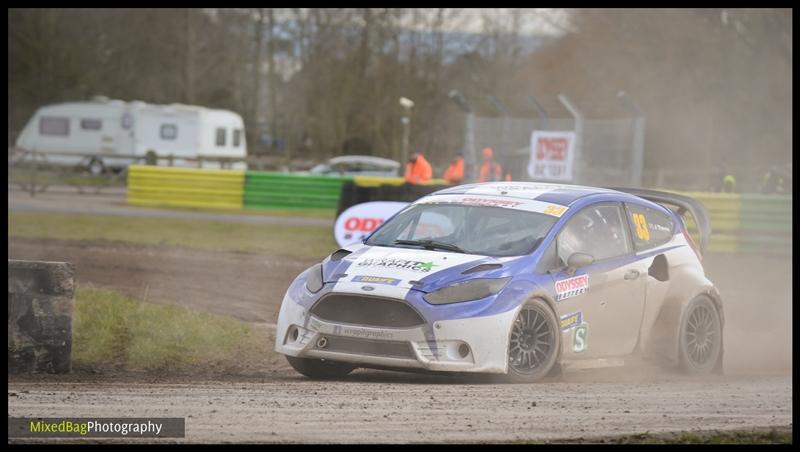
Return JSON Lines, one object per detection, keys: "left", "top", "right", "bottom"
{"left": 285, "top": 355, "right": 356, "bottom": 380}
{"left": 504, "top": 299, "right": 561, "bottom": 383}
{"left": 678, "top": 295, "right": 723, "bottom": 375}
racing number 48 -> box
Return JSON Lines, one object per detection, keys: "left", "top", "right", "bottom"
{"left": 632, "top": 213, "right": 650, "bottom": 241}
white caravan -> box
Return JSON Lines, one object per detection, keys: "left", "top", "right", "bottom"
{"left": 14, "top": 97, "right": 248, "bottom": 173}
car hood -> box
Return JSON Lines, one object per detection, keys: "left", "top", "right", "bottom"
{"left": 325, "top": 245, "right": 490, "bottom": 291}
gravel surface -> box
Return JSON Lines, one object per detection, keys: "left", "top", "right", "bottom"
{"left": 8, "top": 371, "right": 792, "bottom": 443}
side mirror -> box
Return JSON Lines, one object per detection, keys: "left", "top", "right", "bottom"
{"left": 566, "top": 253, "right": 594, "bottom": 276}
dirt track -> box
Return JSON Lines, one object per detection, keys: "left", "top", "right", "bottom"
{"left": 8, "top": 371, "right": 792, "bottom": 443}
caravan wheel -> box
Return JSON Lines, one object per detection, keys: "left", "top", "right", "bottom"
{"left": 88, "top": 158, "right": 106, "bottom": 176}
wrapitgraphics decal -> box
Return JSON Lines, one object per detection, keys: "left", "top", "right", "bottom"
{"left": 352, "top": 275, "right": 402, "bottom": 286}
{"left": 555, "top": 274, "right": 589, "bottom": 301}
{"left": 339, "top": 327, "right": 394, "bottom": 340}
{"left": 559, "top": 311, "right": 583, "bottom": 331}
{"left": 573, "top": 324, "right": 588, "bottom": 353}
{"left": 356, "top": 258, "right": 438, "bottom": 273}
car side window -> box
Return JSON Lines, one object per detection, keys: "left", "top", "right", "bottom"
{"left": 625, "top": 203, "right": 675, "bottom": 251}
{"left": 556, "top": 203, "right": 631, "bottom": 266}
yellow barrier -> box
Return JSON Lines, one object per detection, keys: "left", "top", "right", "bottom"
{"left": 127, "top": 165, "right": 245, "bottom": 210}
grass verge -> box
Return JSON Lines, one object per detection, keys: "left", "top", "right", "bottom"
{"left": 535, "top": 427, "right": 792, "bottom": 444}
{"left": 72, "top": 285, "right": 278, "bottom": 372}
{"left": 9, "top": 211, "right": 336, "bottom": 259}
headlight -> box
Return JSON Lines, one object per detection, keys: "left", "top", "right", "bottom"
{"left": 423, "top": 277, "right": 511, "bottom": 305}
{"left": 305, "top": 263, "right": 324, "bottom": 293}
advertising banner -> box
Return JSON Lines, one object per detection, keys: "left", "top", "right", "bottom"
{"left": 333, "top": 201, "right": 409, "bottom": 247}
{"left": 528, "top": 130, "right": 576, "bottom": 182}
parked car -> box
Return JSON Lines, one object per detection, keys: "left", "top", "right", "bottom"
{"left": 275, "top": 182, "right": 722, "bottom": 382}
{"left": 14, "top": 97, "right": 247, "bottom": 174}
{"left": 309, "top": 155, "right": 401, "bottom": 178}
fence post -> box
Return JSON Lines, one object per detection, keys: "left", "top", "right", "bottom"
{"left": 488, "top": 96, "right": 511, "bottom": 172}
{"left": 618, "top": 91, "right": 645, "bottom": 188}
{"left": 527, "top": 95, "right": 548, "bottom": 130}
{"left": 558, "top": 94, "right": 584, "bottom": 184}
{"left": 448, "top": 90, "right": 477, "bottom": 183}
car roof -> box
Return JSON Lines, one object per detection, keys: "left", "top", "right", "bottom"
{"left": 328, "top": 155, "right": 400, "bottom": 168}
{"left": 430, "top": 182, "right": 622, "bottom": 206}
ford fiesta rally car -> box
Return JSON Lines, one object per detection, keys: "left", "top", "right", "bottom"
{"left": 275, "top": 182, "right": 723, "bottom": 382}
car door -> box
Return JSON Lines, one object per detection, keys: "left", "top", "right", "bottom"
{"left": 549, "top": 202, "right": 647, "bottom": 358}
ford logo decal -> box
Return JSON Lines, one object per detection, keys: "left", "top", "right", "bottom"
{"left": 361, "top": 285, "right": 375, "bottom": 291}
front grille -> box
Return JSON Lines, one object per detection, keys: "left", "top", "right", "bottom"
{"left": 317, "top": 335, "right": 415, "bottom": 359}
{"left": 310, "top": 294, "right": 425, "bottom": 328}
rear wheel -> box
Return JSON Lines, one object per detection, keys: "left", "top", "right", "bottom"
{"left": 505, "top": 299, "right": 560, "bottom": 383}
{"left": 285, "top": 355, "right": 356, "bottom": 380}
{"left": 679, "top": 295, "right": 723, "bottom": 375}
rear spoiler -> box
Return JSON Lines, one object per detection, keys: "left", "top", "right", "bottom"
{"left": 606, "top": 187, "right": 712, "bottom": 253}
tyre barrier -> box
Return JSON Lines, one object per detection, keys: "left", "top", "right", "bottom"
{"left": 680, "top": 192, "right": 791, "bottom": 255}
{"left": 244, "top": 171, "right": 351, "bottom": 210}
{"left": 128, "top": 165, "right": 245, "bottom": 210}
{"left": 336, "top": 181, "right": 449, "bottom": 216}
{"left": 8, "top": 260, "right": 75, "bottom": 374}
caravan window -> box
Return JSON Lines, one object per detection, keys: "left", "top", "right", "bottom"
{"left": 160, "top": 124, "right": 178, "bottom": 140}
{"left": 233, "top": 129, "right": 242, "bottom": 147}
{"left": 215, "top": 128, "right": 226, "bottom": 146}
{"left": 39, "top": 116, "right": 70, "bottom": 136}
{"left": 81, "top": 118, "right": 102, "bottom": 131}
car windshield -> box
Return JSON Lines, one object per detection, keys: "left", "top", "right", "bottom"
{"left": 365, "top": 202, "right": 557, "bottom": 257}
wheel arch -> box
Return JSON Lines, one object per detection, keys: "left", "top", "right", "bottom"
{"left": 642, "top": 286, "right": 724, "bottom": 368}
{"left": 505, "top": 288, "right": 563, "bottom": 366}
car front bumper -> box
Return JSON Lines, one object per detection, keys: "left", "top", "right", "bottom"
{"left": 274, "top": 291, "right": 518, "bottom": 374}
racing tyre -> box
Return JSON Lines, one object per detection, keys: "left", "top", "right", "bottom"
{"left": 678, "top": 295, "right": 723, "bottom": 375}
{"left": 505, "top": 298, "right": 561, "bottom": 383}
{"left": 285, "top": 356, "right": 356, "bottom": 380}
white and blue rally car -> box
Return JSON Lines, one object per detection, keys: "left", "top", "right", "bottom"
{"left": 275, "top": 182, "right": 723, "bottom": 382}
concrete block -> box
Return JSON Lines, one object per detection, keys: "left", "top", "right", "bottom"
{"left": 8, "top": 260, "right": 75, "bottom": 374}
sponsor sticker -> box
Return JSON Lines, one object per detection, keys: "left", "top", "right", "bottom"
{"left": 559, "top": 311, "right": 583, "bottom": 331}
{"left": 356, "top": 258, "right": 438, "bottom": 273}
{"left": 631, "top": 213, "right": 651, "bottom": 241}
{"left": 573, "top": 324, "right": 588, "bottom": 353}
{"left": 555, "top": 274, "right": 589, "bottom": 301}
{"left": 543, "top": 204, "right": 568, "bottom": 217}
{"left": 352, "top": 275, "right": 401, "bottom": 286}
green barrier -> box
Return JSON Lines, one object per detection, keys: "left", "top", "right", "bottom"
{"left": 244, "top": 171, "right": 352, "bottom": 210}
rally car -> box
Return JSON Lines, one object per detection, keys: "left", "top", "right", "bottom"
{"left": 275, "top": 182, "right": 723, "bottom": 382}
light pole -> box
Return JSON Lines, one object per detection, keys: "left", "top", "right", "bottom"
{"left": 399, "top": 97, "right": 415, "bottom": 164}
